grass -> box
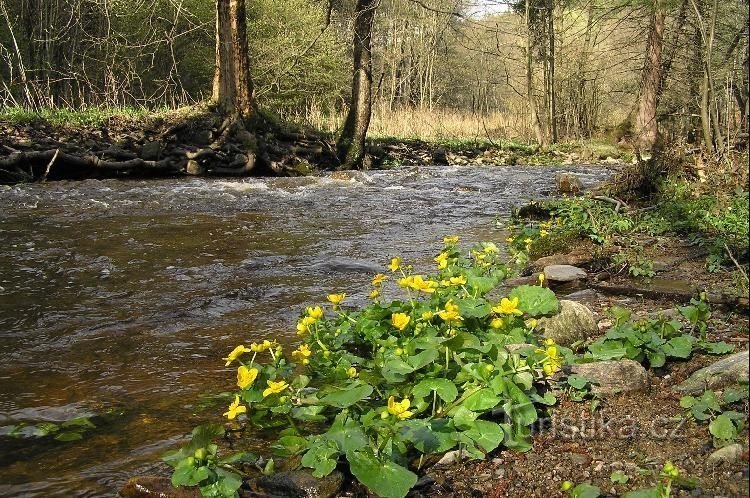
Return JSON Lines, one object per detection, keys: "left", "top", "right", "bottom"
{"left": 0, "top": 105, "right": 204, "bottom": 128}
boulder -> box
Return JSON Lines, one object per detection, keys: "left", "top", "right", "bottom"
{"left": 706, "top": 443, "right": 745, "bottom": 466}
{"left": 431, "top": 147, "right": 449, "bottom": 165}
{"left": 675, "top": 350, "right": 749, "bottom": 395}
{"left": 256, "top": 470, "right": 344, "bottom": 498}
{"left": 141, "top": 141, "right": 161, "bottom": 160}
{"left": 119, "top": 477, "right": 201, "bottom": 498}
{"left": 538, "top": 300, "right": 598, "bottom": 347}
{"left": 570, "top": 359, "right": 650, "bottom": 395}
{"left": 543, "top": 265, "right": 588, "bottom": 283}
{"left": 555, "top": 173, "right": 584, "bottom": 194}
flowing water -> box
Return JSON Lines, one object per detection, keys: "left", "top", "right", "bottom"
{"left": 0, "top": 165, "right": 608, "bottom": 497}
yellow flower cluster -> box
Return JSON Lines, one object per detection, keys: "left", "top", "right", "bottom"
{"left": 397, "top": 275, "right": 439, "bottom": 294}
{"left": 251, "top": 339, "right": 278, "bottom": 352}
{"left": 389, "top": 257, "right": 401, "bottom": 272}
{"left": 223, "top": 345, "right": 252, "bottom": 366}
{"left": 441, "top": 275, "right": 467, "bottom": 287}
{"left": 492, "top": 297, "right": 523, "bottom": 316}
{"left": 297, "top": 306, "right": 324, "bottom": 335}
{"left": 237, "top": 366, "right": 258, "bottom": 389}
{"left": 370, "top": 273, "right": 388, "bottom": 299}
{"left": 291, "top": 344, "right": 312, "bottom": 365}
{"left": 386, "top": 396, "right": 414, "bottom": 420}
{"left": 443, "top": 235, "right": 459, "bottom": 244}
{"left": 434, "top": 252, "right": 449, "bottom": 269}
{"left": 327, "top": 293, "right": 346, "bottom": 306}
{"left": 536, "top": 338, "right": 563, "bottom": 377}
{"left": 263, "top": 379, "right": 289, "bottom": 397}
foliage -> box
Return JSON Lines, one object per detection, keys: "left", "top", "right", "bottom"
{"left": 1, "top": 416, "right": 96, "bottom": 442}
{"left": 585, "top": 299, "right": 733, "bottom": 368}
{"left": 680, "top": 386, "right": 749, "bottom": 448}
{"left": 169, "top": 239, "right": 569, "bottom": 498}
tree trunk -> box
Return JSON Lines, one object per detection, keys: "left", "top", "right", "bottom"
{"left": 337, "top": 0, "right": 377, "bottom": 169}
{"left": 635, "top": 4, "right": 666, "bottom": 152}
{"left": 213, "top": 0, "right": 253, "bottom": 118}
{"left": 547, "top": 0, "right": 557, "bottom": 143}
{"left": 525, "top": 0, "right": 545, "bottom": 145}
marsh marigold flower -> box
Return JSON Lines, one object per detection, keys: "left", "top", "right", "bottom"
{"left": 223, "top": 394, "right": 247, "bottom": 420}
{"left": 389, "top": 257, "right": 401, "bottom": 272}
{"left": 369, "top": 288, "right": 380, "bottom": 299}
{"left": 306, "top": 306, "right": 324, "bottom": 320}
{"left": 224, "top": 345, "right": 252, "bottom": 366}
{"left": 297, "top": 316, "right": 316, "bottom": 335}
{"left": 443, "top": 235, "right": 459, "bottom": 244}
{"left": 371, "top": 273, "right": 387, "bottom": 286}
{"left": 438, "top": 300, "right": 463, "bottom": 323}
{"left": 387, "top": 396, "right": 414, "bottom": 420}
{"left": 391, "top": 312, "right": 411, "bottom": 331}
{"left": 448, "top": 275, "right": 467, "bottom": 286}
{"left": 237, "top": 366, "right": 259, "bottom": 389}
{"left": 291, "top": 344, "right": 312, "bottom": 364}
{"left": 263, "top": 379, "right": 290, "bottom": 397}
{"left": 493, "top": 297, "right": 523, "bottom": 316}
{"left": 538, "top": 273, "right": 545, "bottom": 286}
{"left": 347, "top": 367, "right": 358, "bottom": 378}
{"left": 434, "top": 252, "right": 449, "bottom": 269}
{"left": 490, "top": 318, "right": 503, "bottom": 329}
{"left": 250, "top": 339, "right": 276, "bottom": 352}
{"left": 327, "top": 293, "right": 346, "bottom": 306}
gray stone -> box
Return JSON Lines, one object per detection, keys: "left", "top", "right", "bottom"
{"left": 538, "top": 300, "right": 598, "bottom": 347}
{"left": 570, "top": 359, "right": 650, "bottom": 395}
{"left": 119, "top": 477, "right": 201, "bottom": 498}
{"left": 706, "top": 443, "right": 744, "bottom": 466}
{"left": 436, "top": 449, "right": 464, "bottom": 466}
{"left": 185, "top": 160, "right": 205, "bottom": 176}
{"left": 675, "top": 350, "right": 749, "bottom": 395}
{"left": 555, "top": 172, "right": 584, "bottom": 194}
{"left": 431, "top": 147, "right": 448, "bottom": 165}
{"left": 543, "top": 265, "right": 588, "bottom": 283}
{"left": 141, "top": 141, "right": 161, "bottom": 160}
{"left": 256, "top": 470, "right": 344, "bottom": 498}
{"left": 564, "top": 289, "right": 601, "bottom": 303}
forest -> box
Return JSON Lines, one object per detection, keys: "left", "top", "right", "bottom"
{"left": 0, "top": 1, "right": 748, "bottom": 498}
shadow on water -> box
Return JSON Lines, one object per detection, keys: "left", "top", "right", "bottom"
{"left": 0, "top": 165, "right": 609, "bottom": 496}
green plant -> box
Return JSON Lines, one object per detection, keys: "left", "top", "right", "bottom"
{"left": 610, "top": 470, "right": 630, "bottom": 484}
{"left": 680, "top": 387, "right": 748, "bottom": 447}
{"left": 621, "top": 461, "right": 684, "bottom": 498}
{"left": 561, "top": 481, "right": 601, "bottom": 498}
{"left": 172, "top": 239, "right": 570, "bottom": 498}
{"left": 1, "top": 416, "right": 96, "bottom": 442}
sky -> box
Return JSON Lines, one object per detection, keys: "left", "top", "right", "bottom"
{"left": 464, "top": 0, "right": 510, "bottom": 18}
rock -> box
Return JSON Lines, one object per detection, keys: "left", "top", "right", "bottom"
{"left": 570, "top": 359, "right": 650, "bottom": 395}
{"left": 119, "top": 477, "right": 201, "bottom": 498}
{"left": 564, "top": 289, "right": 601, "bottom": 303}
{"left": 675, "top": 350, "right": 749, "bottom": 395}
{"left": 256, "top": 470, "right": 344, "bottom": 498}
{"left": 185, "top": 160, "right": 205, "bottom": 176}
{"left": 311, "top": 258, "right": 381, "bottom": 274}
{"left": 436, "top": 449, "right": 464, "bottom": 466}
{"left": 141, "top": 141, "right": 161, "bottom": 160}
{"left": 555, "top": 172, "right": 584, "bottom": 194}
{"left": 706, "top": 443, "right": 744, "bottom": 466}
{"left": 431, "top": 147, "right": 448, "bottom": 165}
{"left": 538, "top": 300, "right": 598, "bottom": 347}
{"left": 543, "top": 265, "right": 588, "bottom": 283}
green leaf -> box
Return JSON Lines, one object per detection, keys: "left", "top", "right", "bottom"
{"left": 54, "top": 431, "right": 84, "bottom": 442}
{"left": 399, "top": 419, "right": 456, "bottom": 454}
{"left": 566, "top": 374, "right": 591, "bottom": 390}
{"left": 663, "top": 336, "right": 693, "bottom": 359}
{"left": 461, "top": 388, "right": 501, "bottom": 412}
{"left": 700, "top": 341, "right": 735, "bottom": 355}
{"left": 60, "top": 417, "right": 96, "bottom": 430}
{"left": 610, "top": 471, "right": 630, "bottom": 484}
{"left": 462, "top": 420, "right": 504, "bottom": 453}
{"left": 709, "top": 414, "right": 737, "bottom": 441}
{"left": 622, "top": 487, "right": 661, "bottom": 498}
{"left": 301, "top": 439, "right": 339, "bottom": 478}
{"left": 646, "top": 350, "right": 666, "bottom": 368}
{"left": 320, "top": 383, "right": 373, "bottom": 408}
{"left": 381, "top": 358, "right": 415, "bottom": 383}
{"left": 292, "top": 405, "right": 327, "bottom": 422}
{"left": 570, "top": 483, "right": 601, "bottom": 498}
{"left": 679, "top": 396, "right": 697, "bottom": 409}
{"left": 271, "top": 435, "right": 308, "bottom": 457}
{"left": 325, "top": 414, "right": 368, "bottom": 454}
{"left": 503, "top": 381, "right": 538, "bottom": 426}
{"left": 346, "top": 449, "right": 418, "bottom": 498}
{"left": 450, "top": 406, "right": 479, "bottom": 429}
{"left": 171, "top": 460, "right": 210, "bottom": 487}
{"left": 407, "top": 349, "right": 439, "bottom": 370}
{"left": 456, "top": 297, "right": 492, "bottom": 318}
{"left": 412, "top": 378, "right": 458, "bottom": 403}
{"left": 508, "top": 285, "right": 559, "bottom": 317}
{"left": 466, "top": 275, "right": 499, "bottom": 295}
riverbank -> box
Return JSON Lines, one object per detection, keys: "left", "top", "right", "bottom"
{"left": 0, "top": 106, "right": 627, "bottom": 184}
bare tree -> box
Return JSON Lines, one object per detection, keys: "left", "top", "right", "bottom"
{"left": 213, "top": 0, "right": 253, "bottom": 118}
{"left": 635, "top": 1, "right": 666, "bottom": 152}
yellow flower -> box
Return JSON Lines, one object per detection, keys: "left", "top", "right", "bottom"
{"left": 448, "top": 275, "right": 467, "bottom": 286}
{"left": 538, "top": 273, "right": 545, "bottom": 286}
{"left": 347, "top": 367, "right": 358, "bottom": 378}
{"left": 387, "top": 396, "right": 414, "bottom": 420}
{"left": 438, "top": 299, "right": 463, "bottom": 323}
{"left": 524, "top": 238, "right": 533, "bottom": 245}
{"left": 421, "top": 310, "right": 435, "bottom": 321}
{"left": 493, "top": 297, "right": 523, "bottom": 316}
{"left": 391, "top": 313, "right": 411, "bottom": 331}
{"left": 327, "top": 293, "right": 346, "bottom": 306}
{"left": 369, "top": 288, "right": 380, "bottom": 299}
{"left": 543, "top": 338, "right": 555, "bottom": 347}
{"left": 297, "top": 316, "right": 317, "bottom": 335}
{"left": 291, "top": 344, "right": 312, "bottom": 364}
{"left": 506, "top": 237, "right": 514, "bottom": 243}
{"left": 543, "top": 362, "right": 559, "bottom": 377}
{"left": 250, "top": 339, "right": 276, "bottom": 352}
{"left": 262, "top": 379, "right": 290, "bottom": 397}
{"left": 237, "top": 366, "right": 259, "bottom": 389}
{"left": 490, "top": 318, "right": 503, "bottom": 329}
{"left": 434, "top": 252, "right": 449, "bottom": 269}
{"left": 306, "top": 306, "right": 324, "bottom": 320}
{"left": 372, "top": 273, "right": 387, "bottom": 286}
{"left": 443, "top": 235, "right": 459, "bottom": 244}
{"left": 389, "top": 257, "right": 401, "bottom": 272}
{"left": 527, "top": 318, "right": 538, "bottom": 330}
{"left": 223, "top": 394, "right": 247, "bottom": 420}
{"left": 398, "top": 275, "right": 438, "bottom": 293}
{"left": 539, "top": 229, "right": 549, "bottom": 237}
{"left": 223, "top": 345, "right": 252, "bottom": 366}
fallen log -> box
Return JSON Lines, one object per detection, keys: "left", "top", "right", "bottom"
{"left": 589, "top": 281, "right": 749, "bottom": 311}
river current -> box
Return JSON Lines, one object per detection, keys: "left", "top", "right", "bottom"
{"left": 0, "top": 165, "right": 607, "bottom": 496}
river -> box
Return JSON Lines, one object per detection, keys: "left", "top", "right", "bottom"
{"left": 0, "top": 165, "right": 607, "bottom": 497}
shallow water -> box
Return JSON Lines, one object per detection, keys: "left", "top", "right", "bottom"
{"left": 0, "top": 165, "right": 608, "bottom": 496}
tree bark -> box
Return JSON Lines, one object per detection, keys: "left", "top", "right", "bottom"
{"left": 337, "top": 0, "right": 377, "bottom": 169}
{"left": 213, "top": 0, "right": 253, "bottom": 118}
{"left": 525, "top": 0, "right": 545, "bottom": 145}
{"left": 547, "top": 0, "right": 557, "bottom": 143}
{"left": 635, "top": 3, "right": 666, "bottom": 153}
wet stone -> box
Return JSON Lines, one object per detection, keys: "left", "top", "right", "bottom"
{"left": 255, "top": 470, "right": 344, "bottom": 498}
{"left": 570, "top": 359, "right": 650, "bottom": 395}
{"left": 543, "top": 265, "right": 588, "bottom": 283}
